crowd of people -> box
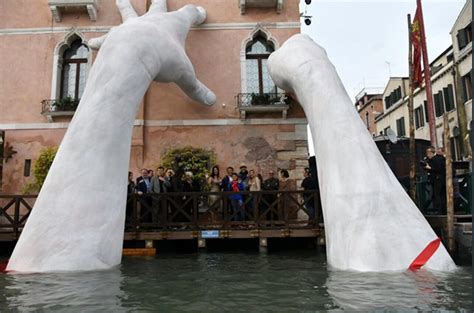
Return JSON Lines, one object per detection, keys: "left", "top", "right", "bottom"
{"left": 126, "top": 164, "right": 319, "bottom": 225}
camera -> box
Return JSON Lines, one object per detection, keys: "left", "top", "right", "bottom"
{"left": 419, "top": 160, "right": 427, "bottom": 167}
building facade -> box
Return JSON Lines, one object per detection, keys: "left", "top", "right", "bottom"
{"left": 0, "top": 0, "right": 309, "bottom": 193}
{"left": 374, "top": 0, "right": 472, "bottom": 160}
{"left": 354, "top": 88, "right": 384, "bottom": 136}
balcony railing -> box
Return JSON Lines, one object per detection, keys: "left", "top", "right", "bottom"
{"left": 236, "top": 93, "right": 290, "bottom": 119}
{"left": 41, "top": 98, "right": 79, "bottom": 122}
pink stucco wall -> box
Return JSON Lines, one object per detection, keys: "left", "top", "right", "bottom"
{"left": 0, "top": 0, "right": 306, "bottom": 194}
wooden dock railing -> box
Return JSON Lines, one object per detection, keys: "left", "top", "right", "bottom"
{"left": 0, "top": 190, "right": 321, "bottom": 240}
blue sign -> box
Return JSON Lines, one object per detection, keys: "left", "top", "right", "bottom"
{"left": 201, "top": 230, "right": 220, "bottom": 239}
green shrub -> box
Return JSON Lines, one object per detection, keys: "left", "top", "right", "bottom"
{"left": 23, "top": 147, "right": 58, "bottom": 194}
{"left": 160, "top": 146, "right": 216, "bottom": 190}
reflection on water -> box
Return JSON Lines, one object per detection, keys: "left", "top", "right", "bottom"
{"left": 326, "top": 269, "right": 471, "bottom": 311}
{"left": 0, "top": 252, "right": 471, "bottom": 312}
{"left": 2, "top": 268, "right": 127, "bottom": 312}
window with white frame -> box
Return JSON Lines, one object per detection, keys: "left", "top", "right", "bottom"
{"left": 245, "top": 35, "right": 277, "bottom": 95}
{"left": 60, "top": 39, "right": 89, "bottom": 100}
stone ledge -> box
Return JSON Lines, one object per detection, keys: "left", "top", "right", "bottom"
{"left": 48, "top": 0, "right": 98, "bottom": 22}
{"left": 239, "top": 0, "right": 284, "bottom": 14}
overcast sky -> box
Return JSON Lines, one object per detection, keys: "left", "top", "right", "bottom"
{"left": 298, "top": 0, "right": 467, "bottom": 155}
{"left": 299, "top": 0, "right": 466, "bottom": 101}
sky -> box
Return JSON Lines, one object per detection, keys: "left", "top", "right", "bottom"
{"left": 299, "top": 0, "right": 467, "bottom": 155}
{"left": 299, "top": 0, "right": 466, "bottom": 100}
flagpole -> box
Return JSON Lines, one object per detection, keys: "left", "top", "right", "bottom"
{"left": 407, "top": 14, "right": 417, "bottom": 200}
{"left": 417, "top": 0, "right": 437, "bottom": 147}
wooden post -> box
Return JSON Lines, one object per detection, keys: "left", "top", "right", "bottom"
{"left": 443, "top": 113, "right": 455, "bottom": 254}
{"left": 407, "top": 14, "right": 417, "bottom": 200}
{"left": 417, "top": 0, "right": 437, "bottom": 146}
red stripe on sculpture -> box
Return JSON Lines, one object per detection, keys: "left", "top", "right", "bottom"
{"left": 408, "top": 238, "right": 441, "bottom": 270}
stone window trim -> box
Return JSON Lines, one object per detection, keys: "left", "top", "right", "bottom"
{"left": 50, "top": 30, "right": 92, "bottom": 100}
{"left": 240, "top": 25, "right": 280, "bottom": 94}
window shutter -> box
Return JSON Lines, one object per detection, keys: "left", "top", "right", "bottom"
{"left": 423, "top": 100, "right": 429, "bottom": 122}
{"left": 443, "top": 86, "right": 455, "bottom": 112}
{"left": 448, "top": 84, "right": 455, "bottom": 110}
{"left": 458, "top": 29, "right": 467, "bottom": 50}
{"left": 401, "top": 117, "right": 405, "bottom": 136}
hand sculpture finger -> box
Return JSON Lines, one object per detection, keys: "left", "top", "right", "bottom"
{"left": 116, "top": 0, "right": 138, "bottom": 22}
{"left": 88, "top": 34, "right": 107, "bottom": 50}
{"left": 149, "top": 0, "right": 167, "bottom": 13}
{"left": 176, "top": 65, "right": 216, "bottom": 106}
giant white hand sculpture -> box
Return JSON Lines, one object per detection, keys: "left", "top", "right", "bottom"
{"left": 7, "top": 0, "right": 215, "bottom": 273}
{"left": 268, "top": 34, "right": 456, "bottom": 272}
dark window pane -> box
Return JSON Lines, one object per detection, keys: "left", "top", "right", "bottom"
{"left": 462, "top": 72, "right": 472, "bottom": 102}
{"left": 24, "top": 159, "right": 31, "bottom": 177}
{"left": 423, "top": 100, "right": 429, "bottom": 122}
{"left": 246, "top": 37, "right": 274, "bottom": 54}
{"left": 64, "top": 40, "right": 89, "bottom": 59}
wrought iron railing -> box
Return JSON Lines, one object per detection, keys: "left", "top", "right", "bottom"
{"left": 41, "top": 98, "right": 80, "bottom": 114}
{"left": 236, "top": 93, "right": 289, "bottom": 107}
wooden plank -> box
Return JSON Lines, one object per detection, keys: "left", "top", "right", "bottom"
{"left": 123, "top": 248, "right": 156, "bottom": 256}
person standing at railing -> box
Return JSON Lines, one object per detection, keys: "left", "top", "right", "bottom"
{"left": 151, "top": 166, "right": 171, "bottom": 225}
{"left": 248, "top": 169, "right": 261, "bottom": 220}
{"left": 126, "top": 171, "right": 136, "bottom": 227}
{"left": 207, "top": 165, "right": 222, "bottom": 223}
{"left": 262, "top": 170, "right": 279, "bottom": 222}
{"left": 136, "top": 168, "right": 152, "bottom": 223}
{"left": 301, "top": 167, "right": 317, "bottom": 221}
{"left": 423, "top": 146, "right": 447, "bottom": 215}
{"left": 222, "top": 166, "right": 234, "bottom": 218}
{"left": 278, "top": 169, "right": 297, "bottom": 222}
{"left": 228, "top": 173, "right": 245, "bottom": 221}
{"left": 178, "top": 171, "right": 197, "bottom": 224}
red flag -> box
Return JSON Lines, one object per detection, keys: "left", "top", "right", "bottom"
{"left": 411, "top": 5, "right": 423, "bottom": 88}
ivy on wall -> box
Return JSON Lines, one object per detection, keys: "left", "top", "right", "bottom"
{"left": 23, "top": 147, "right": 58, "bottom": 194}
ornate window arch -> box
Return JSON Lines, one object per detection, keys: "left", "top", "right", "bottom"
{"left": 240, "top": 26, "right": 279, "bottom": 94}
{"left": 51, "top": 31, "right": 92, "bottom": 100}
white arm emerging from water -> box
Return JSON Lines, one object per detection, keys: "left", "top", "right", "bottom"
{"left": 7, "top": 0, "right": 215, "bottom": 273}
{"left": 268, "top": 34, "right": 455, "bottom": 272}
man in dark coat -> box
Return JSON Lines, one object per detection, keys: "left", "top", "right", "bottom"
{"left": 301, "top": 167, "right": 318, "bottom": 221}
{"left": 424, "top": 146, "right": 446, "bottom": 214}
{"left": 262, "top": 170, "right": 280, "bottom": 221}
{"left": 135, "top": 168, "right": 152, "bottom": 223}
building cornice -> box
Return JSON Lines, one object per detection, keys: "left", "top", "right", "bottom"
{"left": 0, "top": 22, "right": 301, "bottom": 36}
{"left": 0, "top": 118, "right": 308, "bottom": 130}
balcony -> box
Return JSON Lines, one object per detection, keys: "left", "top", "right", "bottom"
{"left": 48, "top": 0, "right": 98, "bottom": 22}
{"left": 239, "top": 0, "right": 284, "bottom": 14}
{"left": 236, "top": 93, "right": 290, "bottom": 119}
{"left": 41, "top": 98, "right": 79, "bottom": 122}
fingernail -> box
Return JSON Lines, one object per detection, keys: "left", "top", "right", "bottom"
{"left": 206, "top": 91, "right": 216, "bottom": 105}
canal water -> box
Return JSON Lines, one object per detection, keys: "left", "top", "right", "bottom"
{"left": 0, "top": 251, "right": 471, "bottom": 312}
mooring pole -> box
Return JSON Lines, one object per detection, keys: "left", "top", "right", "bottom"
{"left": 443, "top": 113, "right": 455, "bottom": 254}
{"left": 407, "top": 14, "right": 417, "bottom": 200}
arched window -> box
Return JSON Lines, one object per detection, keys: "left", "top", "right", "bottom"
{"left": 245, "top": 36, "right": 276, "bottom": 95}
{"left": 60, "top": 39, "right": 89, "bottom": 100}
